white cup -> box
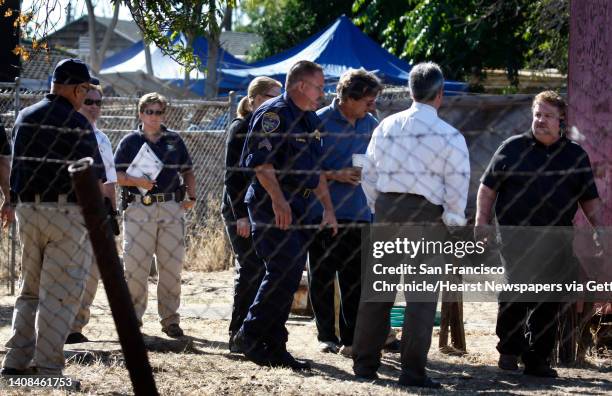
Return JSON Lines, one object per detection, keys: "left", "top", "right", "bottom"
{"left": 352, "top": 154, "right": 367, "bottom": 169}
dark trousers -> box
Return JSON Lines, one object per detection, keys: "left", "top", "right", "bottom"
{"left": 353, "top": 193, "right": 442, "bottom": 381}
{"left": 308, "top": 221, "right": 365, "bottom": 346}
{"left": 240, "top": 203, "right": 310, "bottom": 347}
{"left": 223, "top": 212, "right": 266, "bottom": 338}
{"left": 496, "top": 301, "right": 560, "bottom": 366}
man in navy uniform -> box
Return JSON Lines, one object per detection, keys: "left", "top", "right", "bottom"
{"left": 2, "top": 58, "right": 104, "bottom": 378}
{"left": 235, "top": 60, "right": 338, "bottom": 370}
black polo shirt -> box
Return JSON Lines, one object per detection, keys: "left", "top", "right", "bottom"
{"left": 0, "top": 116, "right": 10, "bottom": 156}
{"left": 481, "top": 131, "right": 599, "bottom": 226}
{"left": 114, "top": 126, "right": 193, "bottom": 195}
{"left": 10, "top": 94, "right": 104, "bottom": 202}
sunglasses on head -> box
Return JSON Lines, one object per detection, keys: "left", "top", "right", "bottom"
{"left": 143, "top": 109, "right": 165, "bottom": 116}
{"left": 84, "top": 99, "right": 102, "bottom": 106}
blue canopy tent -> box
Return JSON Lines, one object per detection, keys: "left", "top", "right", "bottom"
{"left": 100, "top": 34, "right": 248, "bottom": 95}
{"left": 219, "top": 15, "right": 467, "bottom": 94}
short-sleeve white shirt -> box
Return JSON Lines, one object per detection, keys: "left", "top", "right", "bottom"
{"left": 94, "top": 127, "right": 117, "bottom": 184}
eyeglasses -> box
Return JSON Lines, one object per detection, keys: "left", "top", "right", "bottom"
{"left": 84, "top": 99, "right": 102, "bottom": 107}
{"left": 143, "top": 109, "right": 165, "bottom": 116}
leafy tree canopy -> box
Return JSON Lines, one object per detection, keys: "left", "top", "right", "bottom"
{"left": 242, "top": 0, "right": 569, "bottom": 87}
{"left": 353, "top": 0, "right": 568, "bottom": 86}
{"left": 239, "top": 0, "right": 354, "bottom": 61}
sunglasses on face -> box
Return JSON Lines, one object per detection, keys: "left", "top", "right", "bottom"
{"left": 84, "top": 99, "right": 102, "bottom": 107}
{"left": 143, "top": 109, "right": 165, "bottom": 116}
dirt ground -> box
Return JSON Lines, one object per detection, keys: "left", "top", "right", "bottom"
{"left": 0, "top": 270, "right": 610, "bottom": 395}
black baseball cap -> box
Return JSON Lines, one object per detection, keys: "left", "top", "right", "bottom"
{"left": 52, "top": 58, "right": 94, "bottom": 85}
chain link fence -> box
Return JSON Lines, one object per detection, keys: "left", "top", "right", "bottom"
{"left": 0, "top": 80, "right": 609, "bottom": 391}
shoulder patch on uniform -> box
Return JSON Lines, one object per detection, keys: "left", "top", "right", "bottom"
{"left": 261, "top": 112, "right": 280, "bottom": 134}
{"left": 258, "top": 138, "right": 273, "bottom": 151}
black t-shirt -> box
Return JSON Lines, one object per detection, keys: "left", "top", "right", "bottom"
{"left": 10, "top": 94, "right": 105, "bottom": 200}
{"left": 481, "top": 132, "right": 599, "bottom": 226}
{"left": 114, "top": 126, "right": 193, "bottom": 195}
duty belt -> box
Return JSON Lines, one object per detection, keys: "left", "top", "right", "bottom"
{"left": 130, "top": 192, "right": 177, "bottom": 206}
{"left": 17, "top": 192, "right": 77, "bottom": 204}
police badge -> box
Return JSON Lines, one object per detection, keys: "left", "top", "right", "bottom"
{"left": 261, "top": 112, "right": 280, "bottom": 133}
{"left": 142, "top": 195, "right": 153, "bottom": 205}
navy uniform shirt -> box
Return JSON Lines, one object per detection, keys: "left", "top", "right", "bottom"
{"left": 481, "top": 131, "right": 599, "bottom": 226}
{"left": 0, "top": 116, "right": 10, "bottom": 156}
{"left": 241, "top": 93, "right": 323, "bottom": 210}
{"left": 10, "top": 94, "right": 104, "bottom": 201}
{"left": 114, "top": 126, "right": 193, "bottom": 195}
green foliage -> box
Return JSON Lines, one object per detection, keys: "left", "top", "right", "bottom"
{"left": 352, "top": 0, "right": 418, "bottom": 51}
{"left": 352, "top": 0, "right": 568, "bottom": 86}
{"left": 123, "top": 0, "right": 231, "bottom": 71}
{"left": 239, "top": 0, "right": 354, "bottom": 61}
{"left": 521, "top": 0, "right": 568, "bottom": 74}
{"left": 354, "top": 0, "right": 528, "bottom": 84}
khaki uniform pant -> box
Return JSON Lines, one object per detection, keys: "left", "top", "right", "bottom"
{"left": 3, "top": 204, "right": 92, "bottom": 373}
{"left": 71, "top": 261, "right": 99, "bottom": 333}
{"left": 122, "top": 201, "right": 184, "bottom": 328}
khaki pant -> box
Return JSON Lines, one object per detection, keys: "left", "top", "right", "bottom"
{"left": 3, "top": 204, "right": 92, "bottom": 374}
{"left": 71, "top": 261, "right": 99, "bottom": 333}
{"left": 122, "top": 201, "right": 184, "bottom": 328}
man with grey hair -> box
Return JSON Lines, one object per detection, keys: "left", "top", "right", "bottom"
{"left": 352, "top": 62, "right": 470, "bottom": 388}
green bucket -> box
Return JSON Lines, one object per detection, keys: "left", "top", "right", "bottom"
{"left": 390, "top": 306, "right": 441, "bottom": 328}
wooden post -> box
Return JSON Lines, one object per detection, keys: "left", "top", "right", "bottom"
{"left": 565, "top": 0, "right": 612, "bottom": 364}
{"left": 70, "top": 158, "right": 158, "bottom": 396}
{"left": 439, "top": 273, "right": 466, "bottom": 354}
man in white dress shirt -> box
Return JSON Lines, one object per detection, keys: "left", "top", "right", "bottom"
{"left": 67, "top": 80, "right": 118, "bottom": 344}
{"left": 352, "top": 62, "right": 470, "bottom": 389}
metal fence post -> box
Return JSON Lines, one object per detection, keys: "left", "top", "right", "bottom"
{"left": 9, "top": 76, "right": 20, "bottom": 296}
{"left": 228, "top": 91, "right": 236, "bottom": 125}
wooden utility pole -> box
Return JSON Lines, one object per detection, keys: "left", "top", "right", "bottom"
{"left": 563, "top": 0, "right": 612, "bottom": 364}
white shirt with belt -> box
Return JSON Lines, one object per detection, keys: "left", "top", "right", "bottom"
{"left": 94, "top": 126, "right": 118, "bottom": 184}
{"left": 362, "top": 102, "right": 470, "bottom": 226}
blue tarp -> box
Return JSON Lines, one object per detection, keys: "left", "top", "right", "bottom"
{"left": 219, "top": 16, "right": 467, "bottom": 93}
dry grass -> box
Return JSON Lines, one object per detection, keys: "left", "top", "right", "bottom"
{"left": 1, "top": 270, "right": 611, "bottom": 395}
{"left": 0, "top": 227, "right": 19, "bottom": 285}
{"left": 184, "top": 205, "right": 232, "bottom": 273}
